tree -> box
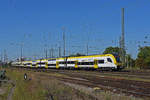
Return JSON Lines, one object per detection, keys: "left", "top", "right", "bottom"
{"left": 103, "top": 46, "right": 121, "bottom": 55}
{"left": 135, "top": 46, "right": 150, "bottom": 69}
{"left": 125, "top": 54, "right": 135, "bottom": 68}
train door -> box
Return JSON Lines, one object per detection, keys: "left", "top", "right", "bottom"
{"left": 30, "top": 62, "right": 32, "bottom": 68}
{"left": 94, "top": 59, "right": 98, "bottom": 69}
{"left": 35, "top": 62, "right": 38, "bottom": 68}
{"left": 56, "top": 61, "right": 59, "bottom": 69}
{"left": 75, "top": 60, "right": 78, "bottom": 68}
{"left": 45, "top": 62, "right": 48, "bottom": 69}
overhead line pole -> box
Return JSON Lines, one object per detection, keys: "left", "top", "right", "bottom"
{"left": 52, "top": 48, "right": 54, "bottom": 58}
{"left": 62, "top": 27, "right": 66, "bottom": 57}
{"left": 20, "top": 43, "right": 23, "bottom": 63}
{"left": 121, "top": 8, "right": 125, "bottom": 66}
{"left": 87, "top": 44, "right": 89, "bottom": 56}
{"left": 59, "top": 46, "right": 61, "bottom": 57}
{"left": 45, "top": 48, "right": 48, "bottom": 59}
{"left": 62, "top": 27, "right": 67, "bottom": 69}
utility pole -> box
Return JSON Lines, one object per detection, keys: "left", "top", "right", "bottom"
{"left": 86, "top": 24, "right": 90, "bottom": 56}
{"left": 0, "top": 52, "right": 2, "bottom": 68}
{"left": 121, "top": 8, "right": 126, "bottom": 66}
{"left": 0, "top": 52, "right": 3, "bottom": 62}
{"left": 59, "top": 46, "right": 61, "bottom": 57}
{"left": 62, "top": 27, "right": 66, "bottom": 57}
{"left": 4, "top": 49, "right": 7, "bottom": 63}
{"left": 49, "top": 48, "right": 51, "bottom": 58}
{"left": 51, "top": 48, "right": 54, "bottom": 58}
{"left": 45, "top": 48, "right": 48, "bottom": 59}
{"left": 50, "top": 48, "right": 54, "bottom": 58}
{"left": 119, "top": 36, "right": 122, "bottom": 56}
{"left": 86, "top": 44, "right": 89, "bottom": 55}
{"left": 49, "top": 49, "right": 51, "bottom": 58}
{"left": 62, "top": 27, "right": 67, "bottom": 68}
{"left": 20, "top": 43, "right": 23, "bottom": 62}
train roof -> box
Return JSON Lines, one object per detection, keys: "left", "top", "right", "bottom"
{"left": 57, "top": 54, "right": 114, "bottom": 59}
{"left": 16, "top": 54, "right": 115, "bottom": 62}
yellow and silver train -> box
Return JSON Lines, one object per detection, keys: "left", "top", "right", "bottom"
{"left": 12, "top": 54, "right": 123, "bottom": 71}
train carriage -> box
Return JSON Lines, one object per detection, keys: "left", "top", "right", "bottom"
{"left": 36, "top": 59, "right": 47, "bottom": 69}
{"left": 47, "top": 58, "right": 56, "bottom": 69}
{"left": 12, "top": 54, "right": 123, "bottom": 71}
{"left": 32, "top": 61, "right": 37, "bottom": 68}
{"left": 26, "top": 61, "right": 32, "bottom": 68}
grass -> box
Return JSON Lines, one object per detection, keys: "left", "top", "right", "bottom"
{"left": 0, "top": 81, "right": 12, "bottom": 100}
{"left": 0, "top": 68, "right": 145, "bottom": 100}
{"left": 6, "top": 69, "right": 45, "bottom": 100}
{"left": 4, "top": 69, "right": 97, "bottom": 100}
{"left": 38, "top": 73, "right": 97, "bottom": 100}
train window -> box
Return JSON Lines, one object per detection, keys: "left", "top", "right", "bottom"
{"left": 59, "top": 61, "right": 75, "bottom": 64}
{"left": 85, "top": 62, "right": 88, "bottom": 65}
{"left": 27, "top": 63, "right": 31, "bottom": 65}
{"left": 78, "top": 62, "right": 81, "bottom": 65}
{"left": 78, "top": 62, "right": 94, "bottom": 65}
{"left": 59, "top": 62, "right": 62, "bottom": 64}
{"left": 37, "top": 62, "right": 45, "bottom": 65}
{"left": 67, "top": 61, "right": 75, "bottom": 64}
{"left": 78, "top": 62, "right": 83, "bottom": 65}
{"left": 89, "top": 62, "right": 94, "bottom": 65}
{"left": 98, "top": 60, "right": 104, "bottom": 64}
{"left": 70, "top": 61, "right": 75, "bottom": 64}
{"left": 48, "top": 64, "right": 56, "bottom": 66}
{"left": 107, "top": 58, "right": 112, "bottom": 63}
{"left": 67, "top": 61, "right": 70, "bottom": 64}
{"left": 59, "top": 62, "right": 65, "bottom": 64}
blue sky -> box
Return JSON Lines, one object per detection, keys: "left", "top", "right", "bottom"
{"left": 0, "top": 0, "right": 150, "bottom": 60}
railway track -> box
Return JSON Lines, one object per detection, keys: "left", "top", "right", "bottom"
{"left": 57, "top": 76, "right": 150, "bottom": 98}
{"left": 11, "top": 68, "right": 150, "bottom": 99}
{"left": 31, "top": 68, "right": 150, "bottom": 81}
{"left": 58, "top": 73, "right": 150, "bottom": 98}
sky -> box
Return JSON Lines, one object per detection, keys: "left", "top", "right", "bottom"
{"left": 0, "top": 0, "right": 150, "bottom": 60}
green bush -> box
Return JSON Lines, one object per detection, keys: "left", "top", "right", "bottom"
{"left": 136, "top": 46, "right": 150, "bottom": 69}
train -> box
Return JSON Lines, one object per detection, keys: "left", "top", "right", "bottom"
{"left": 12, "top": 54, "right": 123, "bottom": 71}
